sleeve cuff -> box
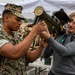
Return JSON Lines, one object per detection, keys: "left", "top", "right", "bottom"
{"left": 0, "top": 39, "right": 10, "bottom": 48}
{"left": 47, "top": 37, "right": 55, "bottom": 44}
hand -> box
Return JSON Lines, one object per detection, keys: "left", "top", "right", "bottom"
{"left": 32, "top": 21, "right": 47, "bottom": 35}
{"left": 40, "top": 38, "right": 48, "bottom": 48}
{"left": 51, "top": 33, "right": 57, "bottom": 38}
{"left": 40, "top": 25, "right": 51, "bottom": 40}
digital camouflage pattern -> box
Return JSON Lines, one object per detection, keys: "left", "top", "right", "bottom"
{"left": 0, "top": 27, "right": 27, "bottom": 75}
{"left": 4, "top": 3, "right": 25, "bottom": 19}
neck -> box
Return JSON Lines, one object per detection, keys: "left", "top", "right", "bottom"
{"left": 2, "top": 24, "right": 12, "bottom": 35}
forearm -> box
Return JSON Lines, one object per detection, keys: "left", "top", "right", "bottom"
{"left": 0, "top": 30, "right": 37, "bottom": 59}
{"left": 28, "top": 45, "right": 44, "bottom": 62}
{"left": 47, "top": 37, "right": 75, "bottom": 56}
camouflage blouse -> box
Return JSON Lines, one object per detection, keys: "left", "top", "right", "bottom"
{"left": 0, "top": 27, "right": 27, "bottom": 75}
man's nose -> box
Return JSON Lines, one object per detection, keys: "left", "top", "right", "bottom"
{"left": 18, "top": 21, "right": 22, "bottom": 26}
{"left": 68, "top": 22, "right": 73, "bottom": 26}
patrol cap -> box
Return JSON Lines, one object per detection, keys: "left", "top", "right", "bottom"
{"left": 4, "top": 3, "right": 25, "bottom": 20}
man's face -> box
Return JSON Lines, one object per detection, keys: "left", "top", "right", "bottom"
{"left": 67, "top": 16, "right": 75, "bottom": 34}
{"left": 6, "top": 14, "right": 22, "bottom": 31}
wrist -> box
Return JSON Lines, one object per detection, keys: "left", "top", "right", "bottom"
{"left": 46, "top": 34, "right": 51, "bottom": 40}
{"left": 40, "top": 44, "right": 44, "bottom": 48}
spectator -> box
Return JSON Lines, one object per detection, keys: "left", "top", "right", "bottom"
{"left": 42, "top": 12, "right": 75, "bottom": 75}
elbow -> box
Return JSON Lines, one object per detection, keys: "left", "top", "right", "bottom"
{"left": 29, "top": 60, "right": 34, "bottom": 63}
{"left": 61, "top": 49, "right": 70, "bottom": 57}
{"left": 26, "top": 57, "right": 37, "bottom": 63}
{"left": 27, "top": 58, "right": 35, "bottom": 63}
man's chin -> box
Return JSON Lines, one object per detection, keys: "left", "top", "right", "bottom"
{"left": 68, "top": 30, "right": 73, "bottom": 33}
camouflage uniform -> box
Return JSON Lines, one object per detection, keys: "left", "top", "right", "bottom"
{"left": 4, "top": 3, "right": 25, "bottom": 19}
{"left": 0, "top": 27, "right": 27, "bottom": 75}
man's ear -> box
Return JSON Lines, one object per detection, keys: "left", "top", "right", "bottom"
{"left": 4, "top": 15, "right": 10, "bottom": 23}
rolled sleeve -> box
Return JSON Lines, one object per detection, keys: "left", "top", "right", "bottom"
{"left": 0, "top": 39, "right": 9, "bottom": 48}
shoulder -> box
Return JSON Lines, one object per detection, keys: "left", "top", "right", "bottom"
{"left": 0, "top": 28, "right": 6, "bottom": 39}
{"left": 0, "top": 27, "right": 9, "bottom": 48}
{"left": 70, "top": 34, "right": 75, "bottom": 42}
